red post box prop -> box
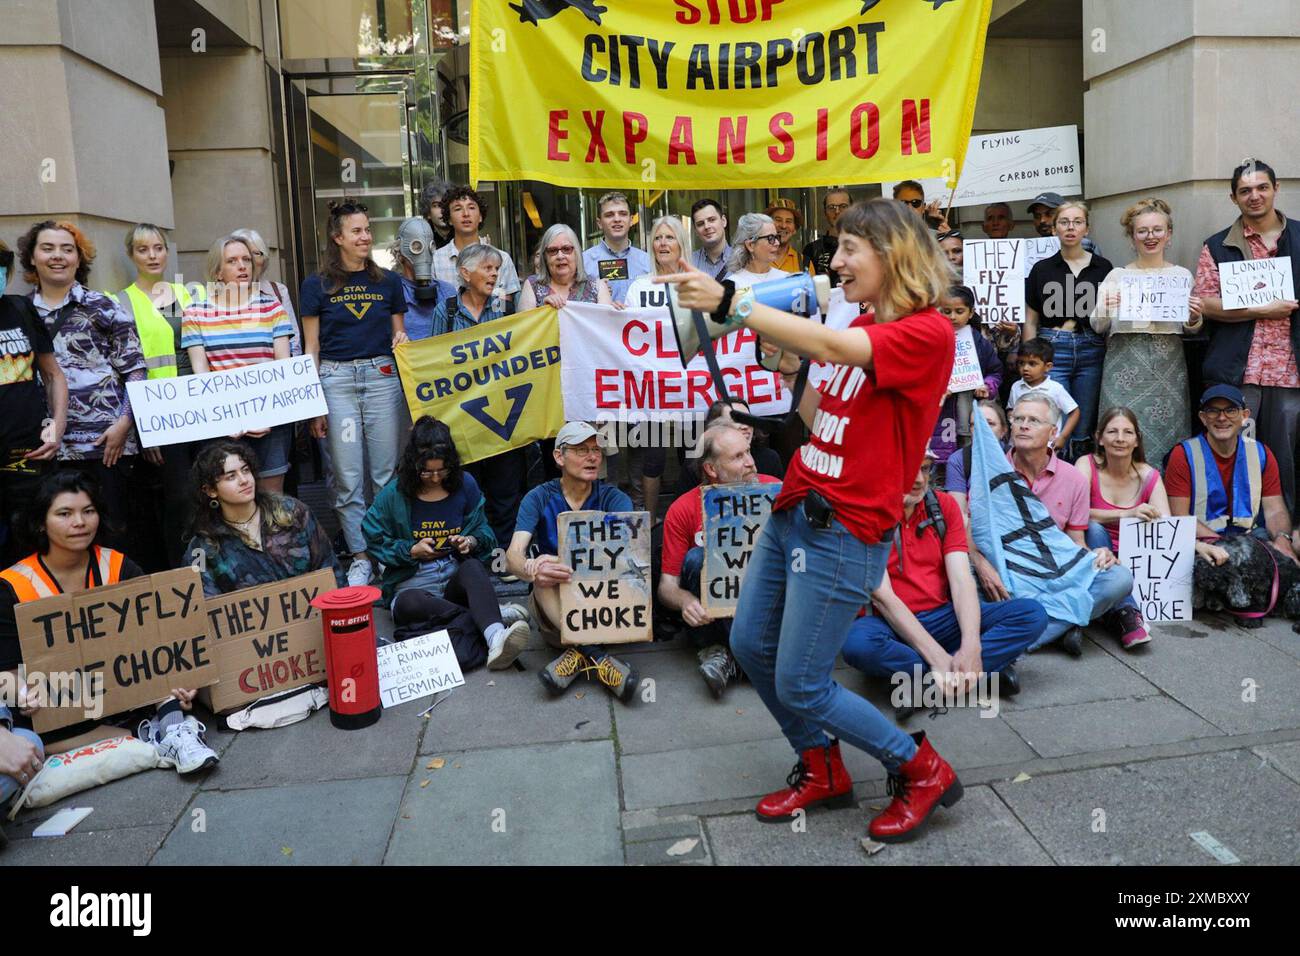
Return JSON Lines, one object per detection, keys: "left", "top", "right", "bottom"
{"left": 311, "top": 586, "right": 382, "bottom": 729}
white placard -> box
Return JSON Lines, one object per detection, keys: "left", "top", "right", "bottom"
{"left": 1218, "top": 259, "right": 1295, "bottom": 310}
{"left": 1115, "top": 272, "right": 1191, "bottom": 332}
{"left": 376, "top": 630, "right": 465, "bottom": 708}
{"left": 1022, "top": 237, "right": 1060, "bottom": 276}
{"left": 949, "top": 125, "right": 1081, "bottom": 207}
{"left": 948, "top": 326, "right": 983, "bottom": 392}
{"left": 128, "top": 356, "right": 328, "bottom": 448}
{"left": 963, "top": 239, "right": 1026, "bottom": 324}
{"left": 1118, "top": 516, "right": 1195, "bottom": 623}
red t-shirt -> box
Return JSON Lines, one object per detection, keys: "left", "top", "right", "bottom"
{"left": 1164, "top": 441, "right": 1281, "bottom": 511}
{"left": 774, "top": 308, "right": 954, "bottom": 545}
{"left": 888, "top": 490, "right": 969, "bottom": 612}
{"left": 661, "top": 475, "right": 782, "bottom": 577}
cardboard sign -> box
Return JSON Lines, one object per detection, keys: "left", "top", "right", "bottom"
{"left": 1114, "top": 272, "right": 1192, "bottom": 332}
{"left": 376, "top": 630, "right": 466, "bottom": 707}
{"left": 1218, "top": 258, "right": 1295, "bottom": 311}
{"left": 1119, "top": 516, "right": 1195, "bottom": 623}
{"left": 964, "top": 239, "right": 1026, "bottom": 324}
{"left": 16, "top": 568, "right": 214, "bottom": 733}
{"left": 948, "top": 125, "right": 1082, "bottom": 207}
{"left": 558, "top": 510, "right": 652, "bottom": 645}
{"left": 948, "top": 326, "right": 984, "bottom": 393}
{"left": 1022, "top": 236, "right": 1060, "bottom": 276}
{"left": 701, "top": 481, "right": 780, "bottom": 618}
{"left": 197, "top": 569, "right": 336, "bottom": 715}
{"left": 129, "top": 356, "right": 327, "bottom": 448}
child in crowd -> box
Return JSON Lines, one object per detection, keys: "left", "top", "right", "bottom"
{"left": 930, "top": 286, "right": 1002, "bottom": 485}
{"left": 1008, "top": 337, "right": 1080, "bottom": 455}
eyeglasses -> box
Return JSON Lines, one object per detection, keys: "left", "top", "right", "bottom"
{"left": 545, "top": 245, "right": 576, "bottom": 257}
{"left": 1009, "top": 414, "right": 1051, "bottom": 428}
{"left": 564, "top": 445, "right": 603, "bottom": 459}
{"left": 1133, "top": 227, "right": 1168, "bottom": 239}
{"left": 938, "top": 230, "right": 963, "bottom": 242}
{"left": 900, "top": 198, "right": 925, "bottom": 208}
{"left": 825, "top": 203, "right": 850, "bottom": 212}
{"left": 419, "top": 467, "right": 450, "bottom": 479}
{"left": 1201, "top": 405, "right": 1243, "bottom": 420}
{"left": 753, "top": 235, "right": 781, "bottom": 246}
{"left": 1056, "top": 219, "right": 1087, "bottom": 229}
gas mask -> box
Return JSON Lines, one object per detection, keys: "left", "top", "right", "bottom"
{"left": 398, "top": 217, "right": 438, "bottom": 301}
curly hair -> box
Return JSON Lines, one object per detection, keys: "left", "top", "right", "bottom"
{"left": 397, "top": 416, "right": 464, "bottom": 499}
{"left": 442, "top": 185, "right": 488, "bottom": 222}
{"left": 187, "top": 441, "right": 295, "bottom": 543}
{"left": 19, "top": 469, "right": 114, "bottom": 556}
{"left": 18, "top": 219, "right": 95, "bottom": 286}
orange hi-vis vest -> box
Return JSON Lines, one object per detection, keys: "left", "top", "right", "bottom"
{"left": 0, "top": 546, "right": 126, "bottom": 603}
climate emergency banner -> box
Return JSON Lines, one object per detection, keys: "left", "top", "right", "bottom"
{"left": 16, "top": 568, "right": 215, "bottom": 733}
{"left": 470, "top": 0, "right": 993, "bottom": 190}
{"left": 395, "top": 306, "right": 565, "bottom": 464}
{"left": 559, "top": 302, "right": 791, "bottom": 420}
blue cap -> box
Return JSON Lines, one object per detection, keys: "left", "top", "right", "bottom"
{"left": 1199, "top": 384, "right": 1248, "bottom": 409}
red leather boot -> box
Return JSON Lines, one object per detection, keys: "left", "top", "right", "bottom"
{"left": 867, "top": 731, "right": 962, "bottom": 843}
{"left": 755, "top": 740, "right": 854, "bottom": 822}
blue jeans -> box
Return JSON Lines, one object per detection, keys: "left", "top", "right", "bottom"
{"left": 1031, "top": 562, "right": 1134, "bottom": 650}
{"left": 1086, "top": 521, "right": 1138, "bottom": 612}
{"left": 0, "top": 705, "right": 43, "bottom": 807}
{"left": 1041, "top": 327, "right": 1105, "bottom": 460}
{"left": 679, "top": 547, "right": 732, "bottom": 650}
{"left": 319, "top": 357, "right": 405, "bottom": 554}
{"left": 729, "top": 506, "right": 918, "bottom": 771}
{"left": 842, "top": 598, "right": 1047, "bottom": 677}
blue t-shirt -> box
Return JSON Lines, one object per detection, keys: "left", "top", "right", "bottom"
{"left": 300, "top": 269, "right": 405, "bottom": 360}
{"left": 400, "top": 275, "right": 458, "bottom": 342}
{"left": 409, "top": 472, "right": 481, "bottom": 553}
{"left": 515, "top": 479, "right": 633, "bottom": 556}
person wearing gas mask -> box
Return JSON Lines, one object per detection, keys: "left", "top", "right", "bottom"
{"left": 432, "top": 186, "right": 521, "bottom": 313}
{"left": 391, "top": 217, "right": 457, "bottom": 341}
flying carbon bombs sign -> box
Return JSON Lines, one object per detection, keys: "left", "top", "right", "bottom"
{"left": 470, "top": 0, "right": 993, "bottom": 189}
{"left": 394, "top": 307, "right": 564, "bottom": 464}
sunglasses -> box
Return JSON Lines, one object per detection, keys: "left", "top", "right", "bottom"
{"left": 900, "top": 198, "right": 926, "bottom": 208}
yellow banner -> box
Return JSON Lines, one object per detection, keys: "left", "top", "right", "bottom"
{"left": 470, "top": 0, "right": 992, "bottom": 190}
{"left": 394, "top": 308, "right": 564, "bottom": 464}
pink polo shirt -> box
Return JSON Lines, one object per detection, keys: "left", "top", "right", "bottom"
{"left": 1007, "top": 449, "right": 1090, "bottom": 533}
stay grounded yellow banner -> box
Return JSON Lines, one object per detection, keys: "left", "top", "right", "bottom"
{"left": 470, "top": 0, "right": 993, "bottom": 190}
{"left": 394, "top": 308, "right": 565, "bottom": 464}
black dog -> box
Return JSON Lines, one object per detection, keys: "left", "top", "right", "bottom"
{"left": 509, "top": 0, "right": 607, "bottom": 26}
{"left": 1194, "top": 534, "right": 1300, "bottom": 628}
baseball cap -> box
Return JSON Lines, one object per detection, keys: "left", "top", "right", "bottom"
{"left": 1199, "top": 384, "right": 1248, "bottom": 410}
{"left": 555, "top": 421, "right": 600, "bottom": 448}
{"left": 1027, "top": 192, "right": 1065, "bottom": 213}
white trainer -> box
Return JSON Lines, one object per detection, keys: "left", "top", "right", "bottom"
{"left": 141, "top": 716, "right": 219, "bottom": 775}
{"left": 487, "top": 620, "right": 530, "bottom": 670}
{"left": 499, "top": 603, "right": 530, "bottom": 627}
{"left": 347, "top": 557, "right": 373, "bottom": 587}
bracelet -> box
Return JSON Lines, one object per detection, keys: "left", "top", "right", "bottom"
{"left": 710, "top": 280, "right": 736, "bottom": 325}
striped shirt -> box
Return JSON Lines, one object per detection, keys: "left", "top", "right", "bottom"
{"left": 181, "top": 293, "right": 294, "bottom": 371}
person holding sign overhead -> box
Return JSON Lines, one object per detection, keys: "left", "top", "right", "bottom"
{"left": 580, "top": 192, "right": 650, "bottom": 306}
{"left": 658, "top": 198, "right": 964, "bottom": 845}
{"left": 0, "top": 471, "right": 219, "bottom": 788}
{"left": 181, "top": 234, "right": 296, "bottom": 493}
{"left": 1193, "top": 159, "right": 1300, "bottom": 520}
{"left": 659, "top": 422, "right": 780, "bottom": 699}
{"left": 1091, "top": 199, "right": 1202, "bottom": 471}
{"left": 506, "top": 422, "right": 640, "bottom": 703}
{"left": 1024, "top": 200, "right": 1115, "bottom": 462}
{"left": 363, "top": 417, "right": 530, "bottom": 672}
{"left": 300, "top": 200, "right": 409, "bottom": 589}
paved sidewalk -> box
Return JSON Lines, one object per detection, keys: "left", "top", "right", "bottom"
{"left": 4, "top": 608, "right": 1299, "bottom": 866}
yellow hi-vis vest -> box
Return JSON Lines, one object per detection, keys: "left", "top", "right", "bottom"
{"left": 112, "top": 282, "right": 196, "bottom": 379}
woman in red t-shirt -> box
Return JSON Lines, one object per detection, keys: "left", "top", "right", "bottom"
{"left": 660, "top": 198, "right": 962, "bottom": 844}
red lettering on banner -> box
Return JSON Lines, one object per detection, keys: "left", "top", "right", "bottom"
{"left": 548, "top": 111, "right": 570, "bottom": 161}
{"left": 850, "top": 103, "right": 879, "bottom": 159}
{"left": 688, "top": 370, "right": 713, "bottom": 408}
{"left": 768, "top": 112, "right": 794, "bottom": 163}
{"left": 658, "top": 374, "right": 685, "bottom": 409}
{"left": 668, "top": 116, "right": 697, "bottom": 165}
{"left": 625, "top": 370, "right": 655, "bottom": 406}
{"left": 623, "top": 319, "right": 649, "bottom": 356}
{"left": 623, "top": 112, "right": 649, "bottom": 163}
{"left": 675, "top": 0, "right": 786, "bottom": 24}
{"left": 745, "top": 366, "right": 781, "bottom": 404}
{"left": 901, "top": 99, "right": 931, "bottom": 155}
{"left": 583, "top": 110, "right": 609, "bottom": 163}
{"left": 595, "top": 368, "right": 619, "bottom": 408}
{"left": 651, "top": 322, "right": 677, "bottom": 359}
{"left": 816, "top": 108, "right": 829, "bottom": 162}
{"left": 717, "top": 116, "right": 748, "bottom": 164}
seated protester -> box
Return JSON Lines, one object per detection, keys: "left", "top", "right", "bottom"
{"left": 1165, "top": 384, "right": 1299, "bottom": 566}
{"left": 363, "top": 417, "right": 529, "bottom": 671}
{"left": 1075, "top": 407, "right": 1170, "bottom": 649}
{"left": 185, "top": 442, "right": 346, "bottom": 598}
{"left": 658, "top": 422, "right": 780, "bottom": 698}
{"left": 390, "top": 217, "right": 457, "bottom": 342}
{"left": 681, "top": 398, "right": 785, "bottom": 489}
{"left": 986, "top": 391, "right": 1135, "bottom": 657}
{"left": 842, "top": 448, "right": 1046, "bottom": 717}
{"left": 1008, "top": 337, "right": 1080, "bottom": 456}
{"left": 930, "top": 285, "right": 1002, "bottom": 481}
{"left": 506, "top": 422, "right": 640, "bottom": 703}
{"left": 0, "top": 471, "right": 218, "bottom": 799}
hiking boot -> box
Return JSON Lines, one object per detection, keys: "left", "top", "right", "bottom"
{"left": 591, "top": 653, "right": 638, "bottom": 703}
{"left": 487, "top": 620, "right": 530, "bottom": 671}
{"left": 539, "top": 648, "right": 588, "bottom": 697}
{"left": 140, "top": 715, "right": 219, "bottom": 775}
{"left": 1115, "top": 606, "right": 1151, "bottom": 649}
{"left": 697, "top": 644, "right": 738, "bottom": 699}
